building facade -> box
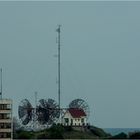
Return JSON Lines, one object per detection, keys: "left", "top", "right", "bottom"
{"left": 0, "top": 99, "right": 12, "bottom": 140}
{"left": 62, "top": 108, "right": 87, "bottom": 126}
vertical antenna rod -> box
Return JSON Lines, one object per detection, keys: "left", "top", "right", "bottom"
{"left": 56, "top": 25, "right": 61, "bottom": 111}
{"left": 34, "top": 91, "right": 38, "bottom": 130}
{"left": 35, "top": 91, "right": 38, "bottom": 111}
{"left": 0, "top": 68, "right": 2, "bottom": 99}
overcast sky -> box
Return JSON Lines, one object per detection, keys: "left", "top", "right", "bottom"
{"left": 0, "top": 1, "right": 140, "bottom": 128}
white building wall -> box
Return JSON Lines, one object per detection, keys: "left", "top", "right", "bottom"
{"left": 62, "top": 111, "right": 72, "bottom": 126}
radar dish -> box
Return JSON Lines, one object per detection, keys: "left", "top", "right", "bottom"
{"left": 36, "top": 99, "right": 60, "bottom": 125}
{"left": 18, "top": 99, "right": 33, "bottom": 125}
{"left": 69, "top": 99, "right": 90, "bottom": 119}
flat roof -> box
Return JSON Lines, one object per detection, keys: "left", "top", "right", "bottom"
{"left": 0, "top": 99, "right": 12, "bottom": 104}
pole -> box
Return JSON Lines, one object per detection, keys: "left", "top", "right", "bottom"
{"left": 56, "top": 25, "right": 61, "bottom": 121}
{"left": 34, "top": 91, "right": 37, "bottom": 130}
{"left": 0, "top": 68, "right": 2, "bottom": 99}
{"left": 35, "top": 91, "right": 37, "bottom": 112}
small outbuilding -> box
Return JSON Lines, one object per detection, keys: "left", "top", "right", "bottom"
{"left": 62, "top": 108, "right": 87, "bottom": 126}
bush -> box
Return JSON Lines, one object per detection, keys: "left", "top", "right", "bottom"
{"left": 16, "top": 131, "right": 33, "bottom": 139}
{"left": 89, "top": 126, "right": 110, "bottom": 138}
{"left": 37, "top": 133, "right": 49, "bottom": 139}
{"left": 64, "top": 126, "right": 73, "bottom": 131}
{"left": 48, "top": 124, "right": 64, "bottom": 139}
{"left": 129, "top": 132, "right": 140, "bottom": 139}
{"left": 109, "top": 132, "right": 127, "bottom": 139}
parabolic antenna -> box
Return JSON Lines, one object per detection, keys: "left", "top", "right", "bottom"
{"left": 69, "top": 98, "right": 90, "bottom": 119}
{"left": 36, "top": 98, "right": 60, "bottom": 125}
{"left": 18, "top": 99, "right": 33, "bottom": 125}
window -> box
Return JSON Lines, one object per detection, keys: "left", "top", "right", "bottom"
{"left": 6, "top": 113, "right": 11, "bottom": 119}
{"left": 0, "top": 132, "right": 11, "bottom": 138}
{"left": 1, "top": 123, "right": 11, "bottom": 128}
{"left": 0, "top": 123, "right": 4, "bottom": 128}
{"left": 71, "top": 119, "right": 73, "bottom": 125}
{"left": 6, "top": 104, "right": 11, "bottom": 110}
{"left": 81, "top": 118, "right": 84, "bottom": 123}
{"left": 64, "top": 118, "right": 69, "bottom": 123}
{"left": 0, "top": 114, "right": 11, "bottom": 119}
{"left": 6, "top": 123, "right": 11, "bottom": 128}
{"left": 0, "top": 104, "right": 11, "bottom": 110}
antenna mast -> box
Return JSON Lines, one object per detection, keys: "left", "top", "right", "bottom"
{"left": 0, "top": 68, "right": 2, "bottom": 99}
{"left": 35, "top": 91, "right": 38, "bottom": 112}
{"left": 56, "top": 25, "right": 61, "bottom": 112}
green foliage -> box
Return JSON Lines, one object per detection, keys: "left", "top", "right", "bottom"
{"left": 63, "top": 129, "right": 98, "bottom": 139}
{"left": 14, "top": 125, "right": 110, "bottom": 139}
{"left": 89, "top": 126, "right": 110, "bottom": 138}
{"left": 64, "top": 126, "right": 73, "bottom": 131}
{"left": 129, "top": 132, "right": 140, "bottom": 139}
{"left": 48, "top": 124, "right": 64, "bottom": 139}
{"left": 109, "top": 132, "right": 127, "bottom": 139}
{"left": 36, "top": 133, "right": 49, "bottom": 139}
{"left": 16, "top": 130, "right": 34, "bottom": 139}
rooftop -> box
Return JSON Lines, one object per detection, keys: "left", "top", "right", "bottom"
{"left": 68, "top": 108, "right": 86, "bottom": 118}
{"left": 0, "top": 99, "right": 12, "bottom": 104}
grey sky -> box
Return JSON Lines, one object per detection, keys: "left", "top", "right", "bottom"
{"left": 0, "top": 1, "right": 140, "bottom": 128}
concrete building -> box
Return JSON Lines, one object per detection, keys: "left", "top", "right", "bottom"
{"left": 0, "top": 99, "right": 12, "bottom": 140}
{"left": 62, "top": 108, "right": 87, "bottom": 126}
